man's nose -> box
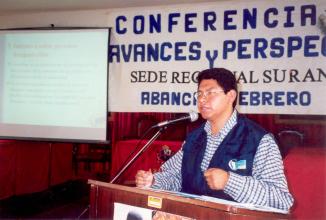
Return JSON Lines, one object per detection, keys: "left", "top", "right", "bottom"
{"left": 198, "top": 95, "right": 207, "bottom": 104}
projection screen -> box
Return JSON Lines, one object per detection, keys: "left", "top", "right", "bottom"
{"left": 0, "top": 28, "right": 110, "bottom": 142}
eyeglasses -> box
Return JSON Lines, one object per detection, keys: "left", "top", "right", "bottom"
{"left": 194, "top": 89, "right": 225, "bottom": 100}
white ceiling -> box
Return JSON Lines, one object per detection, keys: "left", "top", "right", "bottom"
{"left": 0, "top": 0, "right": 221, "bottom": 15}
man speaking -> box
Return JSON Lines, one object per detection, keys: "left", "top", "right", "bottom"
{"left": 135, "top": 68, "right": 294, "bottom": 211}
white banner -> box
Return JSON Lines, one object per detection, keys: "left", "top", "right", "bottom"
{"left": 108, "top": 0, "right": 326, "bottom": 115}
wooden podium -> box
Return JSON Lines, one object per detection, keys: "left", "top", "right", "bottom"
{"left": 88, "top": 179, "right": 289, "bottom": 220}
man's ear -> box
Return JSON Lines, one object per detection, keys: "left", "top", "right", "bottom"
{"left": 227, "top": 90, "right": 237, "bottom": 104}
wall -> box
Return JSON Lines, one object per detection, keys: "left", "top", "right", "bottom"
{"left": 0, "top": 9, "right": 110, "bottom": 28}
{"left": 1, "top": 4, "right": 325, "bottom": 147}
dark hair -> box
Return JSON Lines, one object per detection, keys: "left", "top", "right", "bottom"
{"left": 126, "top": 211, "right": 143, "bottom": 220}
{"left": 197, "top": 68, "right": 237, "bottom": 108}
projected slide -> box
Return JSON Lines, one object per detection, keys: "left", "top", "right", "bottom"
{"left": 0, "top": 28, "right": 109, "bottom": 141}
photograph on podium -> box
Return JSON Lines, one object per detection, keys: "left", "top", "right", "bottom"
{"left": 114, "top": 203, "right": 194, "bottom": 220}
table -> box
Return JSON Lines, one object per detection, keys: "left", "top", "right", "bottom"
{"left": 111, "top": 139, "right": 182, "bottom": 183}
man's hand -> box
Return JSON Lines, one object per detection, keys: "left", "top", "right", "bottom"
{"left": 135, "top": 169, "right": 154, "bottom": 187}
{"left": 204, "top": 168, "right": 230, "bottom": 190}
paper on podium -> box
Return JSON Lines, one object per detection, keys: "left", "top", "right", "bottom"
{"left": 145, "top": 187, "right": 288, "bottom": 214}
{"left": 200, "top": 195, "right": 289, "bottom": 214}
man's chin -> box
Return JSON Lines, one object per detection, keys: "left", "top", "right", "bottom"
{"left": 200, "top": 112, "right": 210, "bottom": 120}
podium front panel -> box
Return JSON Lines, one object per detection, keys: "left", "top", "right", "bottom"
{"left": 88, "top": 180, "right": 289, "bottom": 220}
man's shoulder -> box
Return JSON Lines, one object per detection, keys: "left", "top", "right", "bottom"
{"left": 183, "top": 123, "right": 206, "bottom": 145}
{"left": 187, "top": 122, "right": 206, "bottom": 136}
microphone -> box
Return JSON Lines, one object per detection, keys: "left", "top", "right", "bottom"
{"left": 154, "top": 111, "right": 198, "bottom": 128}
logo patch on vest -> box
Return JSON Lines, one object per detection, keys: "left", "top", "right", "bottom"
{"left": 228, "top": 159, "right": 246, "bottom": 171}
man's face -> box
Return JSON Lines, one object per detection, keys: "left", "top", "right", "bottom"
{"left": 197, "top": 79, "right": 233, "bottom": 122}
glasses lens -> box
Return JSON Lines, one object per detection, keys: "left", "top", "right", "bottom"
{"left": 194, "top": 92, "right": 201, "bottom": 100}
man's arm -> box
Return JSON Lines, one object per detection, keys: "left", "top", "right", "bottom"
{"left": 223, "top": 134, "right": 294, "bottom": 210}
{"left": 151, "top": 149, "right": 183, "bottom": 191}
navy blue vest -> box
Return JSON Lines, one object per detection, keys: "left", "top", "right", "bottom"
{"left": 181, "top": 114, "right": 267, "bottom": 200}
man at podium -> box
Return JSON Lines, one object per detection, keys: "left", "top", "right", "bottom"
{"left": 135, "top": 68, "right": 294, "bottom": 211}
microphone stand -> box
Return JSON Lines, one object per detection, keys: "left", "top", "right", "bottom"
{"left": 110, "top": 126, "right": 165, "bottom": 184}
